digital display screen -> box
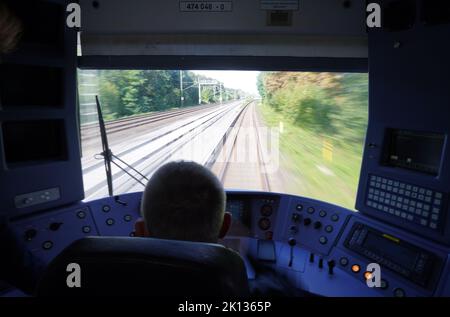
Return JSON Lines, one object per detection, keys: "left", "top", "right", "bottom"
{"left": 383, "top": 129, "right": 445, "bottom": 176}
{"left": 226, "top": 200, "right": 251, "bottom": 236}
{"left": 363, "top": 232, "right": 418, "bottom": 270}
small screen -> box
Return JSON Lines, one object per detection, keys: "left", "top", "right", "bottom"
{"left": 363, "top": 232, "right": 418, "bottom": 270}
{"left": 226, "top": 200, "right": 251, "bottom": 236}
{"left": 383, "top": 129, "right": 445, "bottom": 176}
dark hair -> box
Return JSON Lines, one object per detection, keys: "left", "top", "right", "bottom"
{"left": 0, "top": 2, "right": 23, "bottom": 54}
{"left": 141, "top": 161, "right": 226, "bottom": 243}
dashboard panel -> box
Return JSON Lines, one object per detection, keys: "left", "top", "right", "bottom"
{"left": 3, "top": 191, "right": 450, "bottom": 297}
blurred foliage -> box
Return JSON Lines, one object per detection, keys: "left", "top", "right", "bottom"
{"left": 81, "top": 70, "right": 245, "bottom": 121}
{"left": 257, "top": 72, "right": 368, "bottom": 209}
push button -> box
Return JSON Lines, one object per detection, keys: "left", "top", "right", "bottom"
{"left": 319, "top": 236, "right": 328, "bottom": 245}
{"left": 77, "top": 210, "right": 86, "bottom": 219}
{"left": 331, "top": 214, "right": 340, "bottom": 222}
{"left": 307, "top": 207, "right": 315, "bottom": 214}
{"left": 339, "top": 257, "right": 349, "bottom": 267}
{"left": 42, "top": 241, "right": 53, "bottom": 250}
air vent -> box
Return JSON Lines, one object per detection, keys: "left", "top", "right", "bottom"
{"left": 267, "top": 11, "right": 292, "bottom": 27}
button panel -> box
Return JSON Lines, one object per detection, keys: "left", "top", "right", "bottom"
{"left": 11, "top": 193, "right": 144, "bottom": 265}
{"left": 12, "top": 206, "right": 98, "bottom": 264}
{"left": 366, "top": 174, "right": 445, "bottom": 230}
{"left": 89, "top": 194, "right": 142, "bottom": 236}
{"left": 287, "top": 198, "right": 348, "bottom": 255}
{"left": 14, "top": 187, "right": 61, "bottom": 209}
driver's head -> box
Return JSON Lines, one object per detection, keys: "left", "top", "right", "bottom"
{"left": 136, "top": 161, "right": 231, "bottom": 243}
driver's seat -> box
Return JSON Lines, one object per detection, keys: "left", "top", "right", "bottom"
{"left": 36, "top": 236, "right": 249, "bottom": 296}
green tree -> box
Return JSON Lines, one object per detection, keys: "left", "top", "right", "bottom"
{"left": 94, "top": 70, "right": 245, "bottom": 120}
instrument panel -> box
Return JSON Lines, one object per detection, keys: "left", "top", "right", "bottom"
{"left": 225, "top": 193, "right": 280, "bottom": 240}
{"left": 3, "top": 191, "right": 450, "bottom": 297}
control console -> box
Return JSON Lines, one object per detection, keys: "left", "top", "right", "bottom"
{"left": 2, "top": 191, "right": 450, "bottom": 298}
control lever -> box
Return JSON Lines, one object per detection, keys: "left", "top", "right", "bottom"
{"left": 318, "top": 258, "right": 324, "bottom": 269}
{"left": 290, "top": 225, "right": 298, "bottom": 234}
{"left": 288, "top": 238, "right": 296, "bottom": 267}
{"left": 114, "top": 196, "right": 128, "bottom": 206}
{"left": 327, "top": 260, "right": 336, "bottom": 275}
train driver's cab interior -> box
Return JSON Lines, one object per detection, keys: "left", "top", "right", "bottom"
{"left": 1, "top": 0, "right": 450, "bottom": 300}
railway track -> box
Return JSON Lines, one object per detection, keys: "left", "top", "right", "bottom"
{"left": 82, "top": 101, "right": 239, "bottom": 173}
{"left": 252, "top": 103, "right": 271, "bottom": 192}
{"left": 80, "top": 102, "right": 225, "bottom": 141}
{"left": 211, "top": 101, "right": 271, "bottom": 192}
{"left": 83, "top": 100, "right": 248, "bottom": 200}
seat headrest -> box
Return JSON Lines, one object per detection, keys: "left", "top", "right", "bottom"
{"left": 36, "top": 237, "right": 249, "bottom": 296}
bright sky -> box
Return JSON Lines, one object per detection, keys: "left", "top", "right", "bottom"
{"left": 193, "top": 71, "right": 260, "bottom": 96}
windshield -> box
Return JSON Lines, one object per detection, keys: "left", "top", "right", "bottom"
{"left": 78, "top": 70, "right": 368, "bottom": 210}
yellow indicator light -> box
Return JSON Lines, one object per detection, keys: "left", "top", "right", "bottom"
{"left": 364, "top": 271, "right": 373, "bottom": 280}
{"left": 351, "top": 264, "right": 361, "bottom": 273}
{"left": 382, "top": 234, "right": 400, "bottom": 243}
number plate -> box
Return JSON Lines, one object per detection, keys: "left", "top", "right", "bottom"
{"left": 180, "top": 1, "right": 233, "bottom": 12}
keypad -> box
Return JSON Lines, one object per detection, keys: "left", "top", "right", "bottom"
{"left": 366, "top": 175, "right": 444, "bottom": 230}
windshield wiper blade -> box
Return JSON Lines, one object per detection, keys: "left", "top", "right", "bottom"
{"left": 96, "top": 95, "right": 114, "bottom": 196}
{"left": 95, "top": 96, "right": 148, "bottom": 196}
